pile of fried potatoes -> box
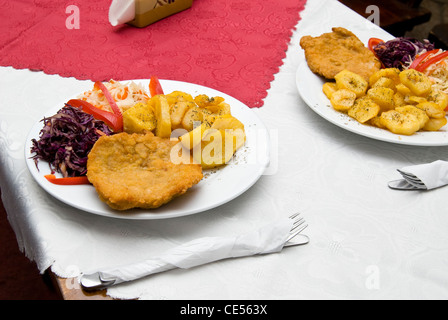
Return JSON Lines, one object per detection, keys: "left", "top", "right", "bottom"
{"left": 122, "top": 91, "right": 246, "bottom": 169}
{"left": 323, "top": 68, "right": 448, "bottom": 135}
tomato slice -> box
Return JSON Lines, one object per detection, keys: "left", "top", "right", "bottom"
{"left": 409, "top": 49, "right": 439, "bottom": 70}
{"left": 416, "top": 50, "right": 448, "bottom": 72}
{"left": 66, "top": 99, "right": 123, "bottom": 132}
{"left": 44, "top": 174, "right": 90, "bottom": 185}
{"left": 149, "top": 76, "right": 164, "bottom": 97}
{"left": 368, "top": 38, "right": 383, "bottom": 51}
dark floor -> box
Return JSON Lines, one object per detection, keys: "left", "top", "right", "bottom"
{"left": 0, "top": 189, "right": 61, "bottom": 300}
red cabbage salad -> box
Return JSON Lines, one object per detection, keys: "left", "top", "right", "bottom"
{"left": 371, "top": 37, "right": 435, "bottom": 70}
{"left": 31, "top": 104, "right": 113, "bottom": 178}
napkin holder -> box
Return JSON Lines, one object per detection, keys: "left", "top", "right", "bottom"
{"left": 128, "top": 0, "right": 193, "bottom": 28}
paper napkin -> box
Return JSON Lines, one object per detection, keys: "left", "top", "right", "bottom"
{"left": 109, "top": 0, "right": 135, "bottom": 26}
{"left": 400, "top": 160, "right": 448, "bottom": 190}
{"left": 82, "top": 217, "right": 294, "bottom": 287}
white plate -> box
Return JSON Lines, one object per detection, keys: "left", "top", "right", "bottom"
{"left": 296, "top": 41, "right": 448, "bottom": 147}
{"left": 25, "top": 80, "right": 270, "bottom": 220}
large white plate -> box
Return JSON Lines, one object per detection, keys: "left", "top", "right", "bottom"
{"left": 296, "top": 39, "right": 448, "bottom": 147}
{"left": 25, "top": 80, "right": 270, "bottom": 220}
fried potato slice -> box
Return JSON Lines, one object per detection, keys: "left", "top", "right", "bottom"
{"left": 379, "top": 110, "right": 421, "bottom": 135}
{"left": 152, "top": 95, "right": 172, "bottom": 138}
{"left": 399, "top": 69, "right": 432, "bottom": 97}
{"left": 348, "top": 97, "right": 380, "bottom": 123}
{"left": 330, "top": 89, "right": 357, "bottom": 112}
{"left": 123, "top": 102, "right": 156, "bottom": 134}
{"left": 395, "top": 105, "right": 429, "bottom": 130}
{"left": 335, "top": 70, "right": 368, "bottom": 98}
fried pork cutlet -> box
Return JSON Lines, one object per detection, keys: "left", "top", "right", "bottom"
{"left": 87, "top": 132, "right": 203, "bottom": 211}
{"left": 300, "top": 27, "right": 381, "bottom": 80}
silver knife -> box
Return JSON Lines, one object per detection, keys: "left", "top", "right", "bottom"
{"left": 80, "top": 234, "right": 310, "bottom": 291}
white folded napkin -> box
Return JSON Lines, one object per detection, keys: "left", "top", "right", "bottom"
{"left": 400, "top": 160, "right": 448, "bottom": 190}
{"left": 81, "top": 217, "right": 297, "bottom": 289}
{"left": 109, "top": 0, "right": 136, "bottom": 26}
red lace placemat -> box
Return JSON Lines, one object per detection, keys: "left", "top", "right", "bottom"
{"left": 0, "top": 0, "right": 306, "bottom": 108}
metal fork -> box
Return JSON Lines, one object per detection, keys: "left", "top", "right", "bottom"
{"left": 286, "top": 212, "right": 308, "bottom": 244}
{"left": 397, "top": 169, "right": 427, "bottom": 189}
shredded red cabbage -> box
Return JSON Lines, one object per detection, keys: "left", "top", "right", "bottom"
{"left": 373, "top": 37, "right": 435, "bottom": 70}
{"left": 31, "top": 105, "right": 113, "bottom": 177}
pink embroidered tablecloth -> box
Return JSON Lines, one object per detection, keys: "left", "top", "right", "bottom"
{"left": 0, "top": 0, "right": 307, "bottom": 108}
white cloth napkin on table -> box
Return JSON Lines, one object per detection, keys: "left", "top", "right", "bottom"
{"left": 81, "top": 217, "right": 297, "bottom": 289}
{"left": 400, "top": 160, "right": 448, "bottom": 190}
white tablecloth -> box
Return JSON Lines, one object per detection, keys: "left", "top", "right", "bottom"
{"left": 2, "top": 0, "right": 448, "bottom": 300}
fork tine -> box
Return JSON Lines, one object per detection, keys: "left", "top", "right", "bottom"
{"left": 397, "top": 169, "right": 417, "bottom": 178}
{"left": 399, "top": 172, "right": 422, "bottom": 182}
{"left": 291, "top": 217, "right": 305, "bottom": 230}
{"left": 289, "top": 212, "right": 301, "bottom": 219}
{"left": 397, "top": 170, "right": 423, "bottom": 182}
{"left": 400, "top": 174, "right": 426, "bottom": 186}
{"left": 286, "top": 213, "right": 308, "bottom": 242}
{"left": 286, "top": 224, "right": 308, "bottom": 242}
{"left": 289, "top": 213, "right": 305, "bottom": 229}
{"left": 397, "top": 169, "right": 426, "bottom": 187}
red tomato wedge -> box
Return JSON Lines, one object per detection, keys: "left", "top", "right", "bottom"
{"left": 415, "top": 50, "right": 448, "bottom": 72}
{"left": 66, "top": 99, "right": 123, "bottom": 132}
{"left": 44, "top": 174, "right": 90, "bottom": 185}
{"left": 149, "top": 76, "right": 164, "bottom": 97}
{"left": 368, "top": 38, "right": 383, "bottom": 52}
{"left": 409, "top": 49, "right": 440, "bottom": 70}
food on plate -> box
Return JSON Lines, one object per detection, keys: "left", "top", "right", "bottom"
{"left": 369, "top": 37, "right": 435, "bottom": 70}
{"left": 123, "top": 89, "right": 246, "bottom": 169}
{"left": 324, "top": 68, "right": 448, "bottom": 135}
{"left": 76, "top": 77, "right": 246, "bottom": 169}
{"left": 30, "top": 105, "right": 113, "bottom": 178}
{"left": 300, "top": 27, "right": 381, "bottom": 80}
{"left": 153, "top": 95, "right": 172, "bottom": 138}
{"left": 399, "top": 69, "right": 432, "bottom": 96}
{"left": 329, "top": 89, "right": 357, "bottom": 112}
{"left": 30, "top": 77, "right": 247, "bottom": 211}
{"left": 379, "top": 109, "right": 422, "bottom": 135}
{"left": 67, "top": 98, "right": 123, "bottom": 132}
{"left": 180, "top": 114, "right": 246, "bottom": 169}
{"left": 122, "top": 102, "right": 156, "bottom": 133}
{"left": 86, "top": 132, "right": 203, "bottom": 210}
{"left": 369, "top": 37, "right": 448, "bottom": 96}
{"left": 367, "top": 86, "right": 395, "bottom": 111}
{"left": 334, "top": 70, "right": 368, "bottom": 98}
{"left": 347, "top": 96, "right": 380, "bottom": 124}
{"left": 299, "top": 28, "right": 448, "bottom": 137}
{"left": 413, "top": 50, "right": 448, "bottom": 95}
{"left": 77, "top": 80, "right": 149, "bottom": 114}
